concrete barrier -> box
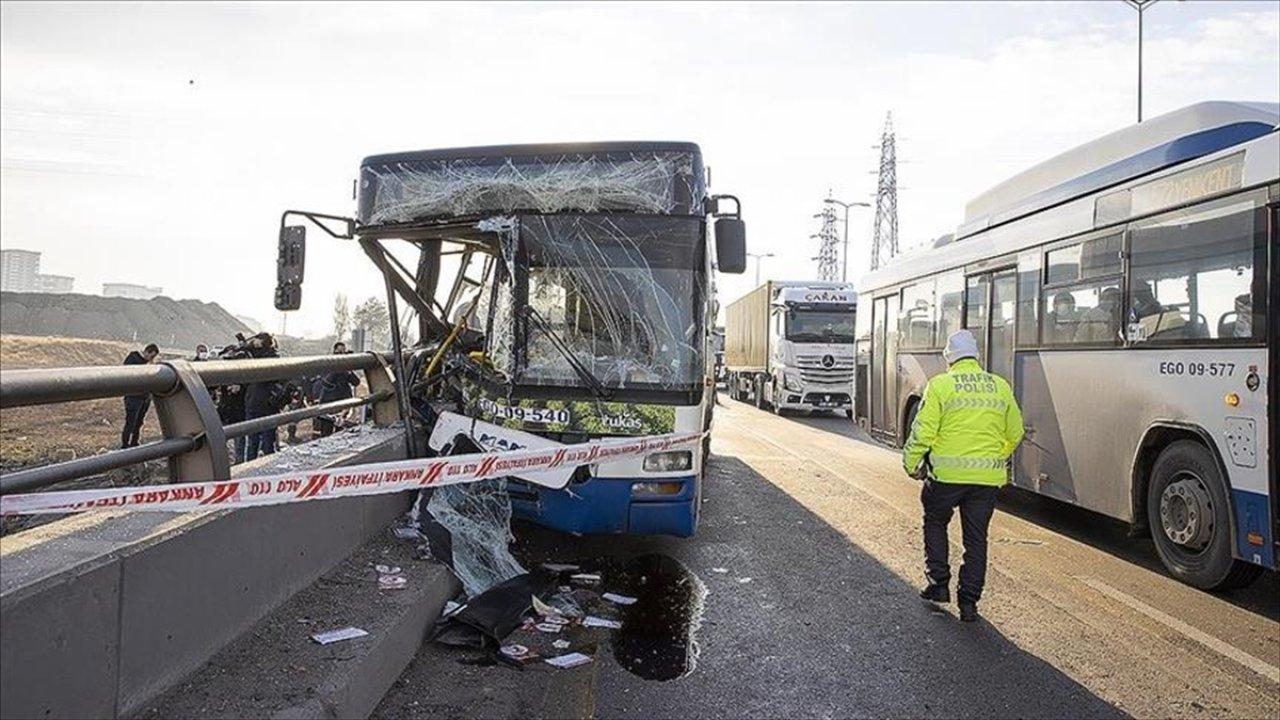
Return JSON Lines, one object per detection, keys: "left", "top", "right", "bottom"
{"left": 0, "top": 428, "right": 419, "bottom": 719}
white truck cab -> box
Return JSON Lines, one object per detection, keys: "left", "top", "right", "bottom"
{"left": 725, "top": 281, "right": 857, "bottom": 416}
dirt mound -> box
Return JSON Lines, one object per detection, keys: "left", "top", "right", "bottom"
{"left": 0, "top": 291, "right": 250, "bottom": 351}
{"left": 0, "top": 334, "right": 147, "bottom": 368}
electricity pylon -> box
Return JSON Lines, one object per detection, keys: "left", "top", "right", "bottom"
{"left": 812, "top": 193, "right": 841, "bottom": 282}
{"left": 870, "top": 113, "right": 899, "bottom": 271}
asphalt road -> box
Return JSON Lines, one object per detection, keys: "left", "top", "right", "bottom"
{"left": 375, "top": 394, "right": 1280, "bottom": 719}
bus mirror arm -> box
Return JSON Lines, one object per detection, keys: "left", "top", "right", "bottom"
{"left": 706, "top": 194, "right": 741, "bottom": 218}
{"left": 274, "top": 210, "right": 358, "bottom": 311}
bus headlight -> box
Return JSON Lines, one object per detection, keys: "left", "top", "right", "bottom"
{"left": 643, "top": 450, "right": 692, "bottom": 472}
{"left": 633, "top": 481, "right": 685, "bottom": 496}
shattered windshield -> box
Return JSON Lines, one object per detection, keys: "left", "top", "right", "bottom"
{"left": 787, "top": 309, "right": 856, "bottom": 343}
{"left": 507, "top": 215, "right": 704, "bottom": 391}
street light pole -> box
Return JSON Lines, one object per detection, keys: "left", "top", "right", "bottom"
{"left": 823, "top": 197, "right": 870, "bottom": 283}
{"left": 1123, "top": 0, "right": 1161, "bottom": 123}
{"left": 747, "top": 252, "right": 775, "bottom": 286}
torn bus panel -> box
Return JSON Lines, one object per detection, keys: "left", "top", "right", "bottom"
{"left": 359, "top": 150, "right": 703, "bottom": 225}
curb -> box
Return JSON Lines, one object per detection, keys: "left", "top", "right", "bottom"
{"left": 274, "top": 560, "right": 457, "bottom": 720}
{"left": 138, "top": 532, "right": 459, "bottom": 720}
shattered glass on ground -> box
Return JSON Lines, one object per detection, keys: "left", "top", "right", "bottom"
{"left": 423, "top": 478, "right": 527, "bottom": 598}
{"left": 362, "top": 152, "right": 697, "bottom": 225}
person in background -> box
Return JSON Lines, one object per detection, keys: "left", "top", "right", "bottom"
{"left": 313, "top": 341, "right": 362, "bottom": 438}
{"left": 192, "top": 343, "right": 210, "bottom": 361}
{"left": 121, "top": 343, "right": 160, "bottom": 448}
{"left": 1044, "top": 292, "right": 1077, "bottom": 343}
{"left": 215, "top": 382, "right": 247, "bottom": 463}
{"left": 243, "top": 333, "right": 293, "bottom": 460}
{"left": 1073, "top": 287, "right": 1123, "bottom": 344}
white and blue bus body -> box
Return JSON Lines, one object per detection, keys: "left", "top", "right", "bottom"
{"left": 856, "top": 102, "right": 1278, "bottom": 588}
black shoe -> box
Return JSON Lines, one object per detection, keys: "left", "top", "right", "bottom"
{"left": 958, "top": 602, "right": 979, "bottom": 622}
{"left": 919, "top": 583, "right": 950, "bottom": 603}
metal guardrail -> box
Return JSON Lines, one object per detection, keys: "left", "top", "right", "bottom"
{"left": 0, "top": 353, "right": 402, "bottom": 496}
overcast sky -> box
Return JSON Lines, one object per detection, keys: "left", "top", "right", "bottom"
{"left": 2, "top": 1, "right": 1277, "bottom": 339}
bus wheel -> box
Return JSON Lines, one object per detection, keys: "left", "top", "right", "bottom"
{"left": 1146, "top": 441, "right": 1262, "bottom": 590}
{"left": 902, "top": 399, "right": 921, "bottom": 444}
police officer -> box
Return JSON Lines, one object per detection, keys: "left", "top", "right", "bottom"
{"left": 903, "top": 330, "right": 1024, "bottom": 622}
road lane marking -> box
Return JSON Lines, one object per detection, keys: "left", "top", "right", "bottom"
{"left": 1076, "top": 575, "right": 1280, "bottom": 684}
{"left": 732, "top": 417, "right": 908, "bottom": 514}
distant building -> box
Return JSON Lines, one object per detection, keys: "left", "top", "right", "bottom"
{"left": 1, "top": 249, "right": 41, "bottom": 293}
{"left": 36, "top": 274, "right": 74, "bottom": 294}
{"left": 103, "top": 282, "right": 163, "bottom": 300}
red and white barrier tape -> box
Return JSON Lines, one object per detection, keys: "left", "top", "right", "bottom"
{"left": 0, "top": 431, "right": 703, "bottom": 516}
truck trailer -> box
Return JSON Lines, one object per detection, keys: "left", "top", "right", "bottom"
{"left": 724, "top": 281, "right": 857, "bottom": 416}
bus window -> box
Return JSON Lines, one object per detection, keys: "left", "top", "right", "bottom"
{"left": 1127, "top": 194, "right": 1267, "bottom": 344}
{"left": 900, "top": 279, "right": 936, "bottom": 349}
{"left": 937, "top": 271, "right": 964, "bottom": 342}
{"left": 1046, "top": 234, "right": 1121, "bottom": 285}
{"left": 855, "top": 293, "right": 872, "bottom": 341}
{"left": 1016, "top": 250, "right": 1041, "bottom": 347}
{"left": 965, "top": 275, "right": 989, "bottom": 359}
{"left": 1042, "top": 281, "right": 1123, "bottom": 345}
{"left": 1042, "top": 233, "right": 1124, "bottom": 346}
{"left": 989, "top": 270, "right": 1017, "bottom": 381}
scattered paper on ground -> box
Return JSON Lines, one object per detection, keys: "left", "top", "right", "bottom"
{"left": 311, "top": 626, "right": 369, "bottom": 645}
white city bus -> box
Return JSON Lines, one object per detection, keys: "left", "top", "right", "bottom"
{"left": 855, "top": 102, "right": 1278, "bottom": 589}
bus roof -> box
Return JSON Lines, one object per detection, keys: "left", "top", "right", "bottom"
{"left": 361, "top": 141, "right": 701, "bottom": 167}
{"left": 859, "top": 102, "right": 1279, "bottom": 295}
{"left": 960, "top": 101, "right": 1277, "bottom": 238}
{"left": 357, "top": 141, "right": 706, "bottom": 225}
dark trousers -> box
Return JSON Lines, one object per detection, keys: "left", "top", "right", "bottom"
{"left": 121, "top": 396, "right": 150, "bottom": 448}
{"left": 921, "top": 481, "right": 999, "bottom": 604}
{"left": 245, "top": 429, "right": 277, "bottom": 460}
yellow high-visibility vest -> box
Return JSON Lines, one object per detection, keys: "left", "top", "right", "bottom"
{"left": 902, "top": 358, "right": 1025, "bottom": 486}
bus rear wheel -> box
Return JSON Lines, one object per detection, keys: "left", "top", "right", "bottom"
{"left": 902, "top": 399, "right": 921, "bottom": 445}
{"left": 1146, "top": 440, "right": 1262, "bottom": 590}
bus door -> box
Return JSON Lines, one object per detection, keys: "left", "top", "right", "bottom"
{"left": 964, "top": 268, "right": 1017, "bottom": 383}
{"left": 870, "top": 293, "right": 900, "bottom": 438}
{"left": 1270, "top": 201, "right": 1278, "bottom": 530}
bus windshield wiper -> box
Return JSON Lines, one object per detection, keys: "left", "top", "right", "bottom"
{"left": 523, "top": 305, "right": 614, "bottom": 400}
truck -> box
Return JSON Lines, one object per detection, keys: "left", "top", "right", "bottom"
{"left": 724, "top": 281, "right": 857, "bottom": 416}
{"left": 273, "top": 141, "right": 748, "bottom": 537}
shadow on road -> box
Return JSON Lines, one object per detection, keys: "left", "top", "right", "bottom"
{"left": 392, "top": 450, "right": 1125, "bottom": 719}
{"left": 748, "top": 400, "right": 1280, "bottom": 623}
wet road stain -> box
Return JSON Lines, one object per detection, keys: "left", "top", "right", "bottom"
{"left": 601, "top": 553, "right": 707, "bottom": 681}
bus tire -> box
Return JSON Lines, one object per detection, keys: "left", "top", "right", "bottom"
{"left": 902, "top": 398, "right": 921, "bottom": 445}
{"left": 1146, "top": 440, "right": 1261, "bottom": 590}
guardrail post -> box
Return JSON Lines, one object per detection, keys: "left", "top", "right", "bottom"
{"left": 363, "top": 353, "right": 402, "bottom": 428}
{"left": 153, "top": 360, "right": 230, "bottom": 483}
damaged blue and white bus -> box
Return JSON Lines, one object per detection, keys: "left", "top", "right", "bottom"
{"left": 275, "top": 142, "right": 747, "bottom": 537}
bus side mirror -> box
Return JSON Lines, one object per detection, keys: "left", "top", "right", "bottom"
{"left": 715, "top": 217, "right": 747, "bottom": 274}
{"left": 275, "top": 225, "right": 306, "bottom": 311}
